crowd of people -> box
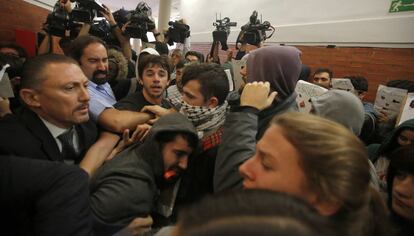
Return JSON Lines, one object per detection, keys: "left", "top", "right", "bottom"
{"left": 1, "top": 1, "right": 414, "bottom": 236}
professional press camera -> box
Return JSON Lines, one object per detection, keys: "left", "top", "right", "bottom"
{"left": 236, "top": 10, "right": 275, "bottom": 49}
{"left": 71, "top": 0, "right": 106, "bottom": 23}
{"left": 89, "top": 19, "right": 111, "bottom": 40}
{"left": 44, "top": 2, "right": 70, "bottom": 37}
{"left": 166, "top": 20, "right": 190, "bottom": 45}
{"left": 212, "top": 15, "right": 237, "bottom": 50}
{"left": 124, "top": 2, "right": 156, "bottom": 40}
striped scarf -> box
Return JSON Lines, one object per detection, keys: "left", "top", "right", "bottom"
{"left": 179, "top": 100, "right": 229, "bottom": 138}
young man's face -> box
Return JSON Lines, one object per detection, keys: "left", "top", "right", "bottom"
{"left": 239, "top": 125, "right": 314, "bottom": 202}
{"left": 171, "top": 51, "right": 182, "bottom": 66}
{"left": 79, "top": 42, "right": 109, "bottom": 85}
{"left": 312, "top": 72, "right": 331, "bottom": 89}
{"left": 175, "top": 67, "right": 184, "bottom": 84}
{"left": 186, "top": 55, "right": 199, "bottom": 63}
{"left": 392, "top": 172, "right": 414, "bottom": 221}
{"left": 141, "top": 64, "right": 169, "bottom": 103}
{"left": 25, "top": 63, "right": 90, "bottom": 128}
{"left": 0, "top": 47, "right": 19, "bottom": 58}
{"left": 182, "top": 79, "right": 208, "bottom": 107}
{"left": 162, "top": 135, "right": 193, "bottom": 176}
{"left": 397, "top": 129, "right": 414, "bottom": 146}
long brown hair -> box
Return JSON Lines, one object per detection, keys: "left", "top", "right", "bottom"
{"left": 272, "top": 112, "right": 391, "bottom": 236}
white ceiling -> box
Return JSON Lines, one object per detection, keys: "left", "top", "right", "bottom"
{"left": 99, "top": 0, "right": 181, "bottom": 20}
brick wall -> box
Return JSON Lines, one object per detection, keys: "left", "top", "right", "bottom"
{"left": 191, "top": 43, "right": 414, "bottom": 102}
{"left": 0, "top": 0, "right": 49, "bottom": 42}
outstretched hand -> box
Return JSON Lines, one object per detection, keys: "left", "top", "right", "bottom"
{"left": 240, "top": 81, "right": 277, "bottom": 110}
{"left": 107, "top": 124, "right": 152, "bottom": 161}
{"left": 141, "top": 105, "right": 175, "bottom": 124}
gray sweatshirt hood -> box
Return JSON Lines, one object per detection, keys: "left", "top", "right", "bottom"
{"left": 311, "top": 89, "right": 365, "bottom": 136}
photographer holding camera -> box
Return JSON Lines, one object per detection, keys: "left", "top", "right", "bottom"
{"left": 234, "top": 11, "right": 275, "bottom": 60}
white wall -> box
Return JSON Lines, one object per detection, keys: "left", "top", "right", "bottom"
{"left": 181, "top": 0, "right": 414, "bottom": 47}
{"left": 24, "top": 0, "right": 55, "bottom": 10}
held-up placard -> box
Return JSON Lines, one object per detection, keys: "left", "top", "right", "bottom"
{"left": 295, "top": 80, "right": 328, "bottom": 113}
{"left": 397, "top": 93, "right": 414, "bottom": 126}
{"left": 331, "top": 78, "right": 356, "bottom": 95}
{"left": 374, "top": 85, "right": 407, "bottom": 119}
{"left": 0, "top": 64, "right": 15, "bottom": 98}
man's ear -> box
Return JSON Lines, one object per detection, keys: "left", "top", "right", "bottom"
{"left": 310, "top": 195, "right": 340, "bottom": 216}
{"left": 138, "top": 78, "right": 143, "bottom": 85}
{"left": 19, "top": 88, "right": 41, "bottom": 108}
{"left": 207, "top": 96, "right": 219, "bottom": 109}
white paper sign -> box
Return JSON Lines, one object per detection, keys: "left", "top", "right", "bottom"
{"left": 374, "top": 85, "right": 408, "bottom": 119}
{"left": 224, "top": 69, "right": 234, "bottom": 92}
{"left": 231, "top": 60, "right": 245, "bottom": 91}
{"left": 0, "top": 64, "right": 15, "bottom": 98}
{"left": 295, "top": 80, "right": 328, "bottom": 113}
{"left": 332, "top": 78, "right": 356, "bottom": 95}
{"left": 398, "top": 93, "right": 414, "bottom": 126}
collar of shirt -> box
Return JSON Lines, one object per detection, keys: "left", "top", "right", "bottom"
{"left": 39, "top": 116, "right": 72, "bottom": 139}
{"left": 38, "top": 116, "right": 79, "bottom": 154}
{"left": 88, "top": 80, "right": 110, "bottom": 91}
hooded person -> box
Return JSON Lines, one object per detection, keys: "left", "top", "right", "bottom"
{"left": 310, "top": 89, "right": 380, "bottom": 191}
{"left": 245, "top": 46, "right": 301, "bottom": 139}
{"left": 310, "top": 89, "right": 365, "bottom": 136}
{"left": 89, "top": 113, "right": 198, "bottom": 234}
{"left": 368, "top": 119, "right": 414, "bottom": 198}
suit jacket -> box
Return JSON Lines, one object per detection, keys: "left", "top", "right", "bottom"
{"left": 0, "top": 155, "right": 93, "bottom": 236}
{"left": 0, "top": 107, "right": 98, "bottom": 163}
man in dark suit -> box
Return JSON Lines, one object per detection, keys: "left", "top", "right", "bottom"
{"left": 0, "top": 155, "right": 93, "bottom": 236}
{"left": 0, "top": 54, "right": 97, "bottom": 163}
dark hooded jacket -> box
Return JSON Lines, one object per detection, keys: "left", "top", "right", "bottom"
{"left": 367, "top": 119, "right": 414, "bottom": 163}
{"left": 89, "top": 113, "right": 198, "bottom": 233}
{"left": 246, "top": 46, "right": 301, "bottom": 139}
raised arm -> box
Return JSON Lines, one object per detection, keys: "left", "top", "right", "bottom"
{"left": 97, "top": 108, "right": 153, "bottom": 134}
{"left": 214, "top": 82, "right": 276, "bottom": 192}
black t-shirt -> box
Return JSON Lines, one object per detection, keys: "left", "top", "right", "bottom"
{"left": 114, "top": 91, "right": 171, "bottom": 112}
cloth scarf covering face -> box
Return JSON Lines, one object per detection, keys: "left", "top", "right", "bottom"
{"left": 179, "top": 100, "right": 229, "bottom": 138}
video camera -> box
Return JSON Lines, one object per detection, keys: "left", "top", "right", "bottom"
{"left": 71, "top": 0, "right": 105, "bottom": 23}
{"left": 89, "top": 19, "right": 111, "bottom": 40}
{"left": 236, "top": 10, "right": 275, "bottom": 49}
{"left": 44, "top": 2, "right": 70, "bottom": 37}
{"left": 166, "top": 20, "right": 190, "bottom": 46}
{"left": 124, "top": 2, "right": 156, "bottom": 40}
{"left": 212, "top": 15, "right": 237, "bottom": 50}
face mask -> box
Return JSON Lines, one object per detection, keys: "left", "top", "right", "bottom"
{"left": 179, "top": 100, "right": 229, "bottom": 137}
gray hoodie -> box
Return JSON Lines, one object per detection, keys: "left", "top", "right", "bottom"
{"left": 90, "top": 113, "right": 198, "bottom": 229}
{"left": 311, "top": 89, "right": 365, "bottom": 136}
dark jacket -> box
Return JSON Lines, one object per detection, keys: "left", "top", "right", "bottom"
{"left": 89, "top": 113, "right": 198, "bottom": 231}
{"left": 0, "top": 107, "right": 97, "bottom": 163}
{"left": 0, "top": 155, "right": 93, "bottom": 236}
{"left": 367, "top": 119, "right": 414, "bottom": 163}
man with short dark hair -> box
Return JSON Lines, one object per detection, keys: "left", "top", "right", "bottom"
{"left": 178, "top": 63, "right": 230, "bottom": 203}
{"left": 90, "top": 113, "right": 198, "bottom": 233}
{"left": 347, "top": 75, "right": 378, "bottom": 144}
{"left": 0, "top": 42, "right": 28, "bottom": 59}
{"left": 312, "top": 68, "right": 333, "bottom": 89}
{"left": 98, "top": 55, "right": 172, "bottom": 133}
{"left": 185, "top": 50, "right": 204, "bottom": 63}
{"left": 68, "top": 35, "right": 116, "bottom": 122}
{"left": 0, "top": 54, "right": 97, "bottom": 163}
{"left": 142, "top": 63, "right": 230, "bottom": 203}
